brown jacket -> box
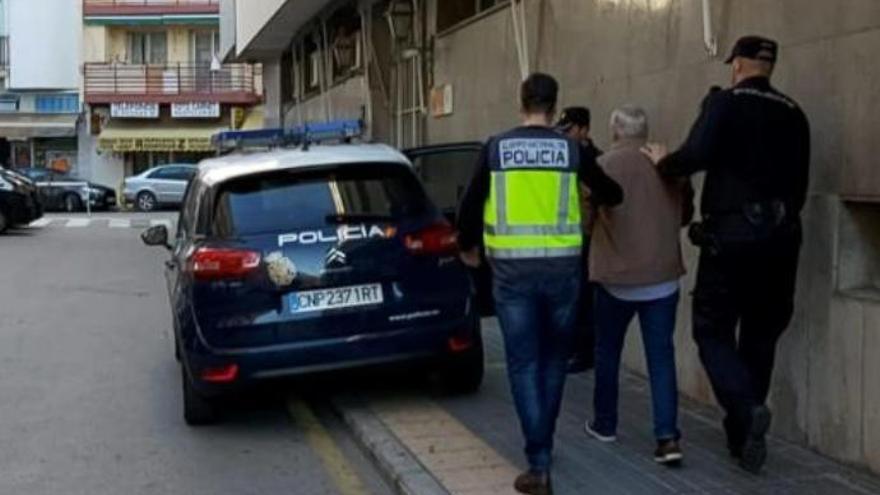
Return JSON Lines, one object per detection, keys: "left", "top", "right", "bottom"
{"left": 589, "top": 138, "right": 691, "bottom": 285}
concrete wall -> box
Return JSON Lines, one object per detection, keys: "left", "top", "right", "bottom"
{"left": 425, "top": 0, "right": 880, "bottom": 474}
{"left": 234, "top": 0, "right": 286, "bottom": 58}
{"left": 284, "top": 75, "right": 368, "bottom": 127}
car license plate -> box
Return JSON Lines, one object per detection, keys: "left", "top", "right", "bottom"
{"left": 289, "top": 284, "right": 383, "bottom": 314}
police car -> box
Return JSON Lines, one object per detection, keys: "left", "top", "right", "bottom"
{"left": 142, "top": 122, "right": 484, "bottom": 425}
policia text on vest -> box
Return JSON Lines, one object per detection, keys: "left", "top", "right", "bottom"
{"left": 456, "top": 126, "right": 622, "bottom": 263}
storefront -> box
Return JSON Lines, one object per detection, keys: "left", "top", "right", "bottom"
{"left": 97, "top": 121, "right": 223, "bottom": 176}
{"left": 0, "top": 113, "right": 80, "bottom": 172}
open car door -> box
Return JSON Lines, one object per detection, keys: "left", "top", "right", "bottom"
{"left": 404, "top": 142, "right": 494, "bottom": 316}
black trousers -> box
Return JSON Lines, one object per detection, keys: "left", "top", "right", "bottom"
{"left": 573, "top": 243, "right": 596, "bottom": 363}
{"left": 692, "top": 229, "right": 801, "bottom": 448}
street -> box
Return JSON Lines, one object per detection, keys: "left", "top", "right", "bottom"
{"left": 0, "top": 213, "right": 391, "bottom": 495}
{"left": 3, "top": 212, "right": 880, "bottom": 495}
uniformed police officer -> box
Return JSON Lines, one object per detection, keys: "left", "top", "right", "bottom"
{"left": 644, "top": 36, "right": 811, "bottom": 474}
{"left": 457, "top": 73, "right": 622, "bottom": 495}
{"left": 556, "top": 107, "right": 603, "bottom": 373}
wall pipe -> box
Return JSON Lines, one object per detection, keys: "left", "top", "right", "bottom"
{"left": 702, "top": 0, "right": 718, "bottom": 57}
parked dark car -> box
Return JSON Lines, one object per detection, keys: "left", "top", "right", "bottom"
{"left": 142, "top": 144, "right": 484, "bottom": 425}
{"left": 0, "top": 168, "right": 43, "bottom": 233}
{"left": 18, "top": 168, "right": 117, "bottom": 212}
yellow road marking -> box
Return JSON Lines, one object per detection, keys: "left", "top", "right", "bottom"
{"left": 287, "top": 398, "right": 370, "bottom": 495}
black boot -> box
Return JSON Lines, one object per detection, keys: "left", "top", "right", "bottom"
{"left": 740, "top": 406, "right": 772, "bottom": 474}
{"left": 514, "top": 470, "right": 552, "bottom": 495}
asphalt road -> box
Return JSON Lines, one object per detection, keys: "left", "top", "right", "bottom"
{"left": 0, "top": 213, "right": 392, "bottom": 495}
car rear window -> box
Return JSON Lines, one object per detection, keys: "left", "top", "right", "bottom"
{"left": 211, "top": 163, "right": 432, "bottom": 237}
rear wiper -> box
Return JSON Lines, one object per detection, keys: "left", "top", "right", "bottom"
{"left": 325, "top": 213, "right": 395, "bottom": 224}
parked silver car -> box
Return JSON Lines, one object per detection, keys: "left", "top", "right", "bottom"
{"left": 123, "top": 164, "right": 198, "bottom": 212}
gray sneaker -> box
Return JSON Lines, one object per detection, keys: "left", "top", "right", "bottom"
{"left": 584, "top": 421, "right": 617, "bottom": 443}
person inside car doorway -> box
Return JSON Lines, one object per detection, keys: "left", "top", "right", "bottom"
{"left": 457, "top": 73, "right": 623, "bottom": 495}
{"left": 643, "top": 35, "right": 810, "bottom": 474}
{"left": 556, "top": 106, "right": 603, "bottom": 374}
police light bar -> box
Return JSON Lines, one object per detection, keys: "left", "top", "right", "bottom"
{"left": 212, "top": 120, "right": 364, "bottom": 151}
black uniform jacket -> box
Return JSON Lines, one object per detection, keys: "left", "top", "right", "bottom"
{"left": 657, "top": 76, "right": 810, "bottom": 219}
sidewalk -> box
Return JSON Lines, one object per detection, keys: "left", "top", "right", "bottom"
{"left": 350, "top": 320, "right": 880, "bottom": 495}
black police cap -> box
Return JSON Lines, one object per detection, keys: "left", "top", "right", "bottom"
{"left": 724, "top": 35, "right": 778, "bottom": 64}
{"left": 556, "top": 107, "right": 592, "bottom": 130}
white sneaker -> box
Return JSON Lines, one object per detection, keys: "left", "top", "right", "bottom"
{"left": 584, "top": 421, "right": 617, "bottom": 443}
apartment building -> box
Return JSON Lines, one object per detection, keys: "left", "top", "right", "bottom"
{"left": 0, "top": 0, "right": 82, "bottom": 174}
{"left": 81, "top": 0, "right": 263, "bottom": 187}
{"left": 222, "top": 0, "right": 880, "bottom": 475}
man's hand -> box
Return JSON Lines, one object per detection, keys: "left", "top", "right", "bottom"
{"left": 641, "top": 143, "right": 669, "bottom": 165}
{"left": 459, "top": 247, "right": 482, "bottom": 268}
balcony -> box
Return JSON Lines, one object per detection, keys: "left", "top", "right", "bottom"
{"left": 83, "top": 0, "right": 219, "bottom": 16}
{"left": 84, "top": 63, "right": 261, "bottom": 105}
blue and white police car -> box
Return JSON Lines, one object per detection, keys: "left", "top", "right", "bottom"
{"left": 142, "top": 122, "right": 484, "bottom": 425}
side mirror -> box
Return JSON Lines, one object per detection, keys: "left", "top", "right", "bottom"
{"left": 141, "top": 225, "right": 171, "bottom": 250}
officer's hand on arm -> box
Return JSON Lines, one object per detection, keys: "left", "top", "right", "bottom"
{"left": 641, "top": 143, "right": 669, "bottom": 165}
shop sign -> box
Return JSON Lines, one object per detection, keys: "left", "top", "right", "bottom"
{"left": 111, "top": 102, "right": 160, "bottom": 119}
{"left": 98, "top": 137, "right": 213, "bottom": 153}
{"left": 172, "top": 102, "right": 221, "bottom": 119}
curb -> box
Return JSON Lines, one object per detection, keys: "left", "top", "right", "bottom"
{"left": 330, "top": 394, "right": 449, "bottom": 495}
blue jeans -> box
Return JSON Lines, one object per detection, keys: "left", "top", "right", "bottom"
{"left": 493, "top": 260, "right": 581, "bottom": 471}
{"left": 593, "top": 287, "right": 681, "bottom": 441}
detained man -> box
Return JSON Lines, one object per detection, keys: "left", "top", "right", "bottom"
{"left": 584, "top": 106, "right": 693, "bottom": 465}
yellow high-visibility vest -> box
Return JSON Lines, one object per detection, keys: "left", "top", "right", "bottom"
{"left": 483, "top": 133, "right": 583, "bottom": 260}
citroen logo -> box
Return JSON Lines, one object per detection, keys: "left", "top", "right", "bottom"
{"left": 325, "top": 247, "right": 347, "bottom": 266}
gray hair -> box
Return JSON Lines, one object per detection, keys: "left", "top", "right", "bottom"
{"left": 610, "top": 105, "right": 649, "bottom": 140}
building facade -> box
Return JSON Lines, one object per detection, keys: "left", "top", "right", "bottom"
{"left": 224, "top": 0, "right": 880, "bottom": 475}
{"left": 0, "top": 0, "right": 82, "bottom": 174}
{"left": 81, "top": 0, "right": 263, "bottom": 188}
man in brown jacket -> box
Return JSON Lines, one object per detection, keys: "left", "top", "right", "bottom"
{"left": 583, "top": 105, "right": 693, "bottom": 465}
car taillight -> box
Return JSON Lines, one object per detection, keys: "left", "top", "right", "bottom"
{"left": 405, "top": 222, "right": 459, "bottom": 255}
{"left": 188, "top": 247, "right": 261, "bottom": 281}
{"left": 200, "top": 364, "right": 239, "bottom": 383}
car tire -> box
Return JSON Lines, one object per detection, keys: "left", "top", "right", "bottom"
{"left": 63, "top": 193, "right": 82, "bottom": 213}
{"left": 182, "top": 366, "right": 217, "bottom": 426}
{"left": 0, "top": 208, "right": 8, "bottom": 234}
{"left": 434, "top": 332, "right": 485, "bottom": 395}
{"left": 137, "top": 191, "right": 157, "bottom": 212}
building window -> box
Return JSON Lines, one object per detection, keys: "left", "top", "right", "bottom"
{"left": 35, "top": 94, "right": 79, "bottom": 114}
{"left": 129, "top": 31, "right": 168, "bottom": 65}
{"left": 437, "top": 0, "right": 507, "bottom": 33}
{"left": 191, "top": 30, "right": 220, "bottom": 66}
{"left": 302, "top": 36, "right": 321, "bottom": 93}
{"left": 0, "top": 96, "right": 18, "bottom": 113}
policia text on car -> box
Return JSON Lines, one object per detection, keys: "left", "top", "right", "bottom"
{"left": 456, "top": 73, "right": 623, "bottom": 495}
{"left": 644, "top": 35, "right": 811, "bottom": 475}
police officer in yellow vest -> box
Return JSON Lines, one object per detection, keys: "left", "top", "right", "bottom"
{"left": 457, "top": 73, "right": 623, "bottom": 495}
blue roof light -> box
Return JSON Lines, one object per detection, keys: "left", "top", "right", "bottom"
{"left": 212, "top": 120, "right": 364, "bottom": 151}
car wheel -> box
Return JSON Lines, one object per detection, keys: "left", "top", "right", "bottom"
{"left": 0, "top": 208, "right": 8, "bottom": 234}
{"left": 182, "top": 366, "right": 217, "bottom": 426}
{"left": 63, "top": 193, "right": 82, "bottom": 213}
{"left": 433, "top": 332, "right": 485, "bottom": 395}
{"left": 136, "top": 191, "right": 157, "bottom": 212}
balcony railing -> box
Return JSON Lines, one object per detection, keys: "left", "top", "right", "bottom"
{"left": 83, "top": 0, "right": 219, "bottom": 16}
{"left": 84, "top": 63, "right": 262, "bottom": 105}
